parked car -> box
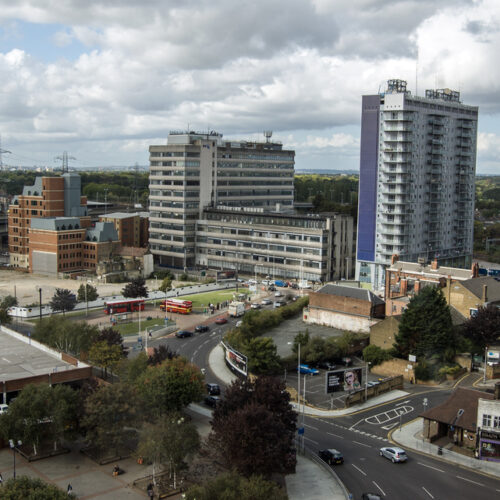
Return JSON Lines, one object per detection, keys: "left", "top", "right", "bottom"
{"left": 204, "top": 395, "right": 220, "bottom": 408}
{"left": 261, "top": 279, "right": 270, "bottom": 286}
{"left": 298, "top": 364, "right": 319, "bottom": 375}
{"left": 362, "top": 494, "right": 382, "bottom": 500}
{"left": 175, "top": 330, "right": 193, "bottom": 338}
{"left": 318, "top": 448, "right": 344, "bottom": 465}
{"left": 261, "top": 298, "right": 272, "bottom": 305}
{"left": 0, "top": 404, "right": 8, "bottom": 414}
{"left": 317, "top": 361, "right": 337, "bottom": 371}
{"left": 273, "top": 300, "right": 286, "bottom": 308}
{"left": 274, "top": 291, "right": 283, "bottom": 297}
{"left": 215, "top": 317, "right": 228, "bottom": 325}
{"left": 366, "top": 381, "right": 380, "bottom": 387}
{"left": 250, "top": 303, "right": 262, "bottom": 309}
{"left": 290, "top": 282, "right": 298, "bottom": 289}
{"left": 206, "top": 383, "right": 221, "bottom": 395}
{"left": 379, "top": 447, "right": 408, "bottom": 463}
{"left": 268, "top": 285, "right": 276, "bottom": 291}
{"left": 236, "top": 320, "right": 243, "bottom": 328}
{"left": 195, "top": 325, "right": 210, "bottom": 333}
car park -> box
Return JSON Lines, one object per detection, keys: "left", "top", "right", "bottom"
{"left": 215, "top": 317, "right": 228, "bottom": 324}
{"left": 204, "top": 395, "right": 220, "bottom": 408}
{"left": 250, "top": 303, "right": 262, "bottom": 309}
{"left": 298, "top": 364, "right": 319, "bottom": 375}
{"left": 261, "top": 298, "right": 272, "bottom": 305}
{"left": 195, "top": 325, "right": 210, "bottom": 333}
{"left": 206, "top": 383, "right": 221, "bottom": 395}
{"left": 318, "top": 448, "right": 344, "bottom": 465}
{"left": 379, "top": 447, "right": 408, "bottom": 463}
{"left": 175, "top": 330, "right": 193, "bottom": 338}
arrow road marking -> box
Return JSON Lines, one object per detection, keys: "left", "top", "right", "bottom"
{"left": 381, "top": 423, "right": 398, "bottom": 430}
{"left": 395, "top": 400, "right": 411, "bottom": 406}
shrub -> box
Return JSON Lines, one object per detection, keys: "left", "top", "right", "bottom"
{"left": 415, "top": 360, "right": 431, "bottom": 381}
{"left": 363, "top": 344, "right": 392, "bottom": 366}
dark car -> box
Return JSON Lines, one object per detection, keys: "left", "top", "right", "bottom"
{"left": 195, "top": 325, "right": 210, "bottom": 333}
{"left": 317, "top": 361, "right": 337, "bottom": 371}
{"left": 204, "top": 395, "right": 220, "bottom": 408}
{"left": 215, "top": 317, "right": 227, "bottom": 325}
{"left": 267, "top": 285, "right": 276, "bottom": 291}
{"left": 175, "top": 330, "right": 193, "bottom": 338}
{"left": 290, "top": 282, "right": 298, "bottom": 289}
{"left": 318, "top": 449, "right": 344, "bottom": 465}
{"left": 341, "top": 356, "right": 353, "bottom": 367}
{"left": 206, "top": 383, "right": 221, "bottom": 395}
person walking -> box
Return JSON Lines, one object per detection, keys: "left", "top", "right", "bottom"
{"left": 67, "top": 483, "right": 73, "bottom": 495}
{"left": 0, "top": 472, "right": 3, "bottom": 486}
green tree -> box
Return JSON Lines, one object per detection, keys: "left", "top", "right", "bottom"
{"left": 0, "top": 306, "right": 12, "bottom": 325}
{"left": 185, "top": 471, "right": 287, "bottom": 500}
{"left": 159, "top": 277, "right": 172, "bottom": 293}
{"left": 77, "top": 283, "right": 99, "bottom": 302}
{"left": 362, "top": 344, "right": 392, "bottom": 366}
{"left": 122, "top": 277, "right": 148, "bottom": 298}
{"left": 118, "top": 351, "right": 149, "bottom": 384}
{"left": 1, "top": 476, "right": 75, "bottom": 499}
{"left": 33, "top": 317, "right": 99, "bottom": 357}
{"left": 0, "top": 384, "right": 78, "bottom": 456}
{"left": 96, "top": 327, "right": 127, "bottom": 357}
{"left": 462, "top": 304, "right": 500, "bottom": 351}
{"left": 136, "top": 357, "right": 204, "bottom": 417}
{"left": 82, "top": 383, "right": 139, "bottom": 455}
{"left": 209, "top": 376, "right": 296, "bottom": 477}
{"left": 88, "top": 341, "right": 123, "bottom": 378}
{"left": 1, "top": 294, "right": 18, "bottom": 309}
{"left": 49, "top": 288, "right": 77, "bottom": 315}
{"left": 147, "top": 344, "right": 178, "bottom": 366}
{"left": 137, "top": 412, "right": 200, "bottom": 486}
{"left": 245, "top": 337, "right": 281, "bottom": 375}
{"left": 394, "top": 286, "right": 454, "bottom": 360}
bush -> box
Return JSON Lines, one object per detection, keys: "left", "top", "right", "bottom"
{"left": 415, "top": 360, "right": 431, "bottom": 381}
{"left": 363, "top": 344, "right": 392, "bottom": 366}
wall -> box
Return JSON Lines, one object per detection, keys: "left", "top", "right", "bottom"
{"left": 309, "top": 291, "right": 375, "bottom": 317}
{"left": 369, "top": 316, "right": 400, "bottom": 349}
{"left": 304, "top": 308, "right": 378, "bottom": 333}
{"left": 448, "top": 281, "right": 483, "bottom": 318}
{"left": 371, "top": 358, "right": 416, "bottom": 382}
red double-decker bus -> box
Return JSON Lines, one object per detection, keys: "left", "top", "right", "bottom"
{"left": 104, "top": 298, "right": 145, "bottom": 314}
{"left": 160, "top": 298, "right": 192, "bottom": 314}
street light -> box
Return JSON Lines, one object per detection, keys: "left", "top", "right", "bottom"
{"left": 154, "top": 274, "right": 158, "bottom": 307}
{"left": 9, "top": 439, "right": 22, "bottom": 479}
{"left": 85, "top": 280, "right": 91, "bottom": 316}
{"left": 36, "top": 286, "right": 42, "bottom": 323}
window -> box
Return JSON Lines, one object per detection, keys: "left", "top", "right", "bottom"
{"left": 483, "top": 414, "right": 492, "bottom": 427}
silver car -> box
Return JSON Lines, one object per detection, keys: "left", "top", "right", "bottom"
{"left": 379, "top": 447, "right": 407, "bottom": 463}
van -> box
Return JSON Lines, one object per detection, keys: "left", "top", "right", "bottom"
{"left": 0, "top": 404, "right": 9, "bottom": 414}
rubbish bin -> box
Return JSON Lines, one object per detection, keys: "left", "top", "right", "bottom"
{"left": 437, "top": 446, "right": 443, "bottom": 455}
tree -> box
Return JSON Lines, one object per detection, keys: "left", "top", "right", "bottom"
{"left": 0, "top": 306, "right": 11, "bottom": 325}
{"left": 137, "top": 412, "right": 200, "bottom": 487}
{"left": 147, "top": 344, "right": 178, "bottom": 366}
{"left": 1, "top": 294, "right": 18, "bottom": 309}
{"left": 118, "top": 351, "right": 149, "bottom": 384}
{"left": 363, "top": 344, "right": 392, "bottom": 366}
{"left": 0, "top": 384, "right": 78, "bottom": 456}
{"left": 96, "top": 327, "right": 127, "bottom": 357}
{"left": 209, "top": 376, "right": 296, "bottom": 477}
{"left": 88, "top": 341, "right": 123, "bottom": 378}
{"left": 77, "top": 283, "right": 99, "bottom": 302}
{"left": 136, "top": 357, "right": 204, "bottom": 418}
{"left": 394, "top": 286, "right": 454, "bottom": 360}
{"left": 49, "top": 288, "right": 77, "bottom": 315}
{"left": 245, "top": 337, "right": 281, "bottom": 375}
{"left": 159, "top": 277, "right": 172, "bottom": 293}
{"left": 462, "top": 304, "right": 500, "bottom": 350}
{"left": 185, "top": 471, "right": 287, "bottom": 500}
{"left": 1, "top": 476, "right": 75, "bottom": 499}
{"left": 82, "top": 383, "right": 139, "bottom": 455}
{"left": 33, "top": 317, "right": 99, "bottom": 357}
{"left": 122, "top": 277, "right": 148, "bottom": 298}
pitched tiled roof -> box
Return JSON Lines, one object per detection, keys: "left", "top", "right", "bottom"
{"left": 460, "top": 276, "right": 500, "bottom": 302}
{"left": 317, "top": 284, "right": 384, "bottom": 305}
{"left": 420, "top": 387, "right": 494, "bottom": 431}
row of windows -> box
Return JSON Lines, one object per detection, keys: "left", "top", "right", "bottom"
{"left": 150, "top": 151, "right": 200, "bottom": 158}
{"left": 150, "top": 169, "right": 200, "bottom": 176}
{"left": 58, "top": 233, "right": 81, "bottom": 240}
{"left": 482, "top": 414, "right": 500, "bottom": 429}
{"left": 197, "top": 237, "right": 322, "bottom": 254}
{"left": 218, "top": 162, "right": 293, "bottom": 170}
{"left": 219, "top": 153, "right": 293, "bottom": 161}
{"left": 59, "top": 253, "right": 82, "bottom": 260}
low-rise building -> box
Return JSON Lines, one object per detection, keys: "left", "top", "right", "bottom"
{"left": 477, "top": 389, "right": 500, "bottom": 462}
{"left": 448, "top": 276, "right": 500, "bottom": 318}
{"left": 304, "top": 284, "right": 385, "bottom": 333}
{"left": 100, "top": 211, "right": 149, "bottom": 248}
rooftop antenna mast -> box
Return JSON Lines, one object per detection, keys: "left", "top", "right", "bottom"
{"left": 54, "top": 151, "right": 76, "bottom": 173}
{"left": 264, "top": 130, "right": 273, "bottom": 143}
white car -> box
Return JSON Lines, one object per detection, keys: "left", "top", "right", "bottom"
{"left": 274, "top": 291, "right": 283, "bottom": 297}
{"left": 379, "top": 447, "right": 408, "bottom": 463}
{"left": 0, "top": 404, "right": 9, "bottom": 414}
{"left": 261, "top": 279, "right": 270, "bottom": 286}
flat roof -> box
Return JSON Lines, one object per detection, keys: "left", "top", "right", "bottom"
{"left": 0, "top": 328, "right": 75, "bottom": 382}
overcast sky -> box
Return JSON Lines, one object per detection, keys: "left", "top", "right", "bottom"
{"left": 0, "top": 0, "right": 499, "bottom": 173}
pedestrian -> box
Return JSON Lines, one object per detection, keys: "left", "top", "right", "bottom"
{"left": 0, "top": 472, "right": 3, "bottom": 485}
{"left": 67, "top": 483, "right": 73, "bottom": 495}
{"left": 147, "top": 482, "right": 154, "bottom": 499}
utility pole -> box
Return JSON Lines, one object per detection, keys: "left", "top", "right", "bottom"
{"left": 54, "top": 151, "right": 76, "bottom": 173}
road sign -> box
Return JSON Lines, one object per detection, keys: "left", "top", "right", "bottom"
{"left": 297, "top": 427, "right": 304, "bottom": 435}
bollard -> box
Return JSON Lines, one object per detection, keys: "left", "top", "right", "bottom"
{"left": 438, "top": 446, "right": 443, "bottom": 455}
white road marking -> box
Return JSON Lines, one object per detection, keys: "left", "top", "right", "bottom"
{"left": 422, "top": 487, "right": 434, "bottom": 498}
{"left": 381, "top": 423, "right": 398, "bottom": 430}
{"left": 352, "top": 464, "right": 367, "bottom": 476}
{"left": 372, "top": 481, "right": 386, "bottom": 496}
{"left": 327, "top": 432, "right": 344, "bottom": 439}
{"left": 304, "top": 436, "right": 319, "bottom": 445}
{"left": 417, "top": 462, "right": 445, "bottom": 473}
{"left": 352, "top": 441, "right": 372, "bottom": 448}
{"left": 456, "top": 476, "right": 484, "bottom": 486}
{"left": 395, "top": 400, "right": 410, "bottom": 406}
{"left": 304, "top": 423, "right": 318, "bottom": 430}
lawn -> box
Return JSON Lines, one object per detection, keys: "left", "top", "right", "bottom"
{"left": 113, "top": 317, "right": 175, "bottom": 336}
{"left": 182, "top": 288, "right": 251, "bottom": 309}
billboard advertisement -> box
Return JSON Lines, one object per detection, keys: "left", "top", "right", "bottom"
{"left": 326, "top": 368, "right": 363, "bottom": 394}
{"left": 222, "top": 341, "right": 248, "bottom": 377}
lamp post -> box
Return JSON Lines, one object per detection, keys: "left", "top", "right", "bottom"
{"left": 36, "top": 286, "right": 42, "bottom": 323}
{"left": 484, "top": 345, "right": 488, "bottom": 384}
{"left": 9, "top": 439, "right": 22, "bottom": 479}
{"left": 154, "top": 275, "right": 158, "bottom": 307}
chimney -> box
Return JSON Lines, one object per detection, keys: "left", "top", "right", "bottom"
{"left": 391, "top": 254, "right": 399, "bottom": 265}
{"left": 472, "top": 262, "right": 479, "bottom": 278}
{"left": 431, "top": 259, "right": 438, "bottom": 270}
{"left": 482, "top": 285, "right": 488, "bottom": 304}
{"left": 495, "top": 381, "right": 500, "bottom": 400}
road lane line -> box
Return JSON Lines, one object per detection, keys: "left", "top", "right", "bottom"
{"left": 327, "top": 432, "right": 344, "bottom": 439}
{"left": 304, "top": 436, "right": 319, "bottom": 445}
{"left": 304, "top": 423, "right": 318, "bottom": 430}
{"left": 417, "top": 462, "right": 445, "bottom": 473}
{"left": 395, "top": 400, "right": 410, "bottom": 406}
{"left": 422, "top": 487, "right": 434, "bottom": 498}
{"left": 456, "top": 476, "right": 484, "bottom": 486}
{"left": 372, "top": 481, "right": 385, "bottom": 496}
{"left": 352, "top": 441, "right": 372, "bottom": 448}
{"left": 352, "top": 464, "right": 367, "bottom": 476}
